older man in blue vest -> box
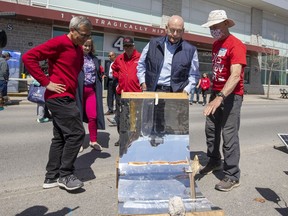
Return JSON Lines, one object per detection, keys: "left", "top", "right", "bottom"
{"left": 137, "top": 15, "right": 200, "bottom": 133}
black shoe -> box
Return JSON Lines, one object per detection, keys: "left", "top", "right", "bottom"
{"left": 104, "top": 111, "right": 113, "bottom": 115}
{"left": 58, "top": 174, "right": 83, "bottom": 191}
{"left": 199, "top": 161, "right": 222, "bottom": 175}
{"left": 114, "top": 140, "right": 119, "bottom": 146}
{"left": 43, "top": 178, "right": 58, "bottom": 189}
{"left": 215, "top": 177, "right": 240, "bottom": 192}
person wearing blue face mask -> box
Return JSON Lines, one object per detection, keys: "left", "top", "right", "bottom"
{"left": 200, "top": 10, "right": 247, "bottom": 192}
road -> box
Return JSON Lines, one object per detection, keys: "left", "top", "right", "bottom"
{"left": 0, "top": 95, "right": 288, "bottom": 216}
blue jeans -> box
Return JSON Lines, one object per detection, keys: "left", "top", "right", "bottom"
{"left": 189, "top": 87, "right": 199, "bottom": 103}
{"left": 0, "top": 80, "right": 8, "bottom": 96}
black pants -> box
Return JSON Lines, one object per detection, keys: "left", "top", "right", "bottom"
{"left": 106, "top": 78, "right": 116, "bottom": 113}
{"left": 201, "top": 89, "right": 208, "bottom": 105}
{"left": 205, "top": 93, "right": 243, "bottom": 181}
{"left": 45, "top": 97, "right": 85, "bottom": 179}
{"left": 115, "top": 93, "right": 121, "bottom": 133}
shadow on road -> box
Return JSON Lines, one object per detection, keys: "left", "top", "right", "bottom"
{"left": 273, "top": 145, "right": 288, "bottom": 154}
{"left": 15, "top": 205, "right": 79, "bottom": 216}
{"left": 256, "top": 187, "right": 288, "bottom": 216}
{"left": 75, "top": 134, "right": 111, "bottom": 182}
{"left": 191, "top": 151, "right": 225, "bottom": 181}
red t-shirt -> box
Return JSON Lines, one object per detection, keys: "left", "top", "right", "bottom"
{"left": 22, "top": 34, "right": 84, "bottom": 100}
{"left": 211, "top": 34, "right": 246, "bottom": 95}
{"left": 112, "top": 49, "right": 142, "bottom": 95}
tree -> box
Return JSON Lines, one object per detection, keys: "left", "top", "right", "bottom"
{"left": 262, "top": 50, "right": 282, "bottom": 99}
{"left": 260, "top": 33, "right": 287, "bottom": 99}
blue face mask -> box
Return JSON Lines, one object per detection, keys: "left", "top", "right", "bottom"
{"left": 210, "top": 29, "right": 224, "bottom": 40}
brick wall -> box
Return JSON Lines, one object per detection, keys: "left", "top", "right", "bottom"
{"left": 1, "top": 18, "right": 52, "bottom": 71}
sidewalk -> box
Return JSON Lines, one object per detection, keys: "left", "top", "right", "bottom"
{"left": 6, "top": 92, "right": 288, "bottom": 105}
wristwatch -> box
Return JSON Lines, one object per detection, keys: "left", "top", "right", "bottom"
{"left": 217, "top": 92, "right": 226, "bottom": 100}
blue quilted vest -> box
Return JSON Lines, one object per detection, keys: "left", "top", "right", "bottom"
{"left": 144, "top": 36, "right": 196, "bottom": 92}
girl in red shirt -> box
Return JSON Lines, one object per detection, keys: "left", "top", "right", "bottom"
{"left": 197, "top": 73, "right": 211, "bottom": 106}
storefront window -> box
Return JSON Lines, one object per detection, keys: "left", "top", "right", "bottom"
{"left": 198, "top": 50, "right": 212, "bottom": 78}
{"left": 134, "top": 38, "right": 149, "bottom": 52}
{"left": 53, "top": 27, "right": 104, "bottom": 57}
{"left": 261, "top": 54, "right": 288, "bottom": 85}
{"left": 244, "top": 56, "right": 251, "bottom": 84}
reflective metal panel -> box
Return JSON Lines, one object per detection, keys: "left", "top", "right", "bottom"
{"left": 117, "top": 93, "right": 219, "bottom": 215}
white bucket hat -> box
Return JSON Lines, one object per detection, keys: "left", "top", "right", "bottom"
{"left": 201, "top": 10, "right": 235, "bottom": 28}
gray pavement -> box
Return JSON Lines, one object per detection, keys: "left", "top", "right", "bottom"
{"left": 1, "top": 91, "right": 288, "bottom": 216}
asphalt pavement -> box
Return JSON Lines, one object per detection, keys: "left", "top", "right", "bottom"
{"left": 1, "top": 92, "right": 288, "bottom": 216}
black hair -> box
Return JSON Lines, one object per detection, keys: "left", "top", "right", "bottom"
{"left": 0, "top": 29, "right": 7, "bottom": 48}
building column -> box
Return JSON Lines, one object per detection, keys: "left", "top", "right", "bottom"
{"left": 249, "top": 8, "right": 264, "bottom": 94}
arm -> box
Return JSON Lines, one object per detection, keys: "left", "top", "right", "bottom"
{"left": 0, "top": 60, "right": 9, "bottom": 81}
{"left": 111, "top": 58, "right": 119, "bottom": 80}
{"left": 137, "top": 43, "right": 149, "bottom": 91}
{"left": 196, "top": 79, "right": 201, "bottom": 89}
{"left": 204, "top": 64, "right": 242, "bottom": 116}
{"left": 22, "top": 39, "right": 66, "bottom": 94}
{"left": 183, "top": 50, "right": 200, "bottom": 93}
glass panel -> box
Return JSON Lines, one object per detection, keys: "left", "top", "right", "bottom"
{"left": 244, "top": 56, "right": 251, "bottom": 84}
{"left": 261, "top": 69, "right": 266, "bottom": 84}
{"left": 271, "top": 71, "right": 280, "bottom": 85}
{"left": 134, "top": 38, "right": 150, "bottom": 53}
{"left": 279, "top": 70, "right": 287, "bottom": 85}
{"left": 198, "top": 51, "right": 212, "bottom": 63}
{"left": 244, "top": 67, "right": 250, "bottom": 84}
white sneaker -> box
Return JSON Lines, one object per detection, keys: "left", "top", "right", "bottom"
{"left": 107, "top": 117, "right": 117, "bottom": 126}
{"left": 37, "top": 118, "right": 49, "bottom": 123}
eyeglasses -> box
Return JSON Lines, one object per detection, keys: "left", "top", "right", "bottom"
{"left": 74, "top": 28, "right": 91, "bottom": 38}
{"left": 167, "top": 28, "right": 184, "bottom": 35}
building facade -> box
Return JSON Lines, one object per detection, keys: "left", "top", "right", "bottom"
{"left": 1, "top": 0, "right": 288, "bottom": 94}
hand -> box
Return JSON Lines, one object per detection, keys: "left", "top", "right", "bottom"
{"left": 46, "top": 81, "right": 66, "bottom": 94}
{"left": 183, "top": 89, "right": 189, "bottom": 95}
{"left": 141, "top": 83, "right": 147, "bottom": 91}
{"left": 203, "top": 97, "right": 222, "bottom": 116}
